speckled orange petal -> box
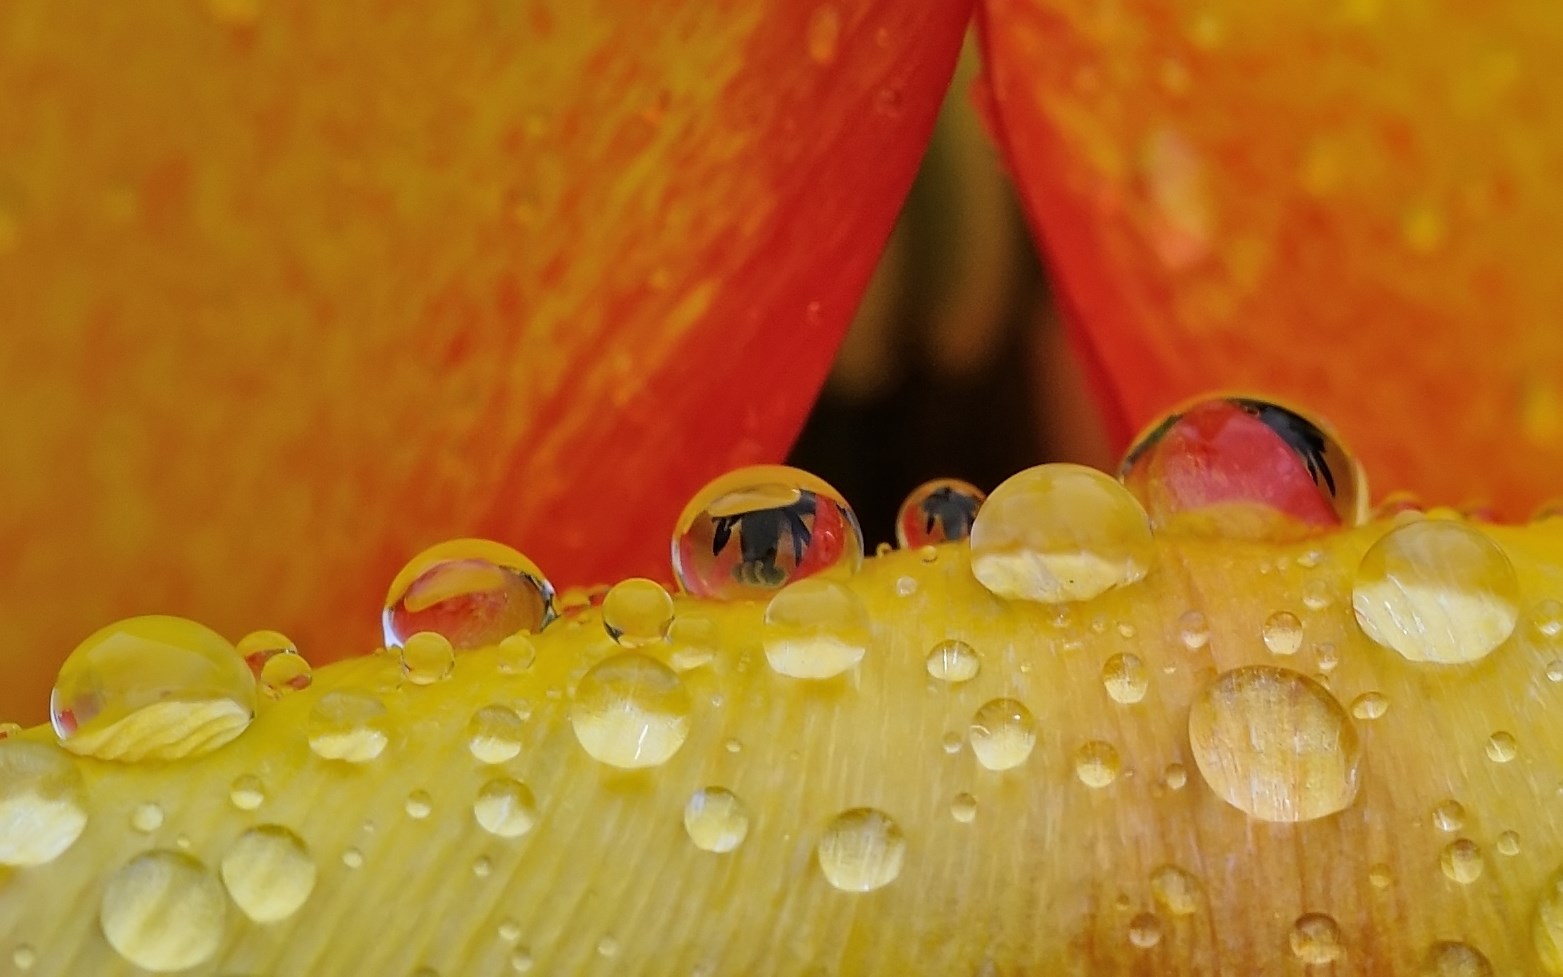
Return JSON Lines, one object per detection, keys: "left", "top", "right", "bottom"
{"left": 0, "top": 0, "right": 973, "bottom": 723}
{"left": 975, "top": 0, "right": 1563, "bottom": 514}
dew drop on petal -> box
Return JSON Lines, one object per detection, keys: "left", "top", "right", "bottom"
{"left": 1421, "top": 941, "right": 1492, "bottom": 977}
{"left": 1074, "top": 741, "right": 1122, "bottom": 788}
{"left": 762, "top": 578, "right": 870, "bottom": 679}
{"left": 307, "top": 692, "right": 390, "bottom": 763}
{"left": 1350, "top": 691, "right": 1388, "bottom": 720}
{"left": 473, "top": 778, "right": 539, "bottom": 838}
{"left": 1290, "top": 913, "right": 1344, "bottom": 964}
{"left": 1433, "top": 799, "right": 1466, "bottom": 832}
{"left": 895, "top": 478, "right": 986, "bottom": 548}
{"left": 383, "top": 539, "right": 555, "bottom": 651}
{"left": 100, "top": 850, "right": 226, "bottom": 972}
{"left": 238, "top": 630, "right": 312, "bottom": 697}
{"left": 229, "top": 775, "right": 265, "bottom": 811}
{"left": 1102, "top": 653, "right": 1148, "bottom": 704}
{"left": 683, "top": 787, "right": 750, "bottom": 853}
{"left": 219, "top": 825, "right": 316, "bottom": 923}
{"left": 950, "top": 792, "right": 978, "bottom": 823}
{"left": 571, "top": 654, "right": 691, "bottom": 769}
{"left": 1262, "top": 611, "right": 1304, "bottom": 655}
{"left": 969, "top": 699, "right": 1037, "bottom": 771}
{"left": 468, "top": 704, "right": 526, "bottom": 765}
{"left": 1128, "top": 913, "right": 1163, "bottom": 949}
{"left": 400, "top": 631, "right": 456, "bottom": 686}
{"left": 1149, "top": 865, "right": 1200, "bottom": 916}
{"left": 1486, "top": 731, "right": 1518, "bottom": 763}
{"left": 602, "top": 578, "right": 675, "bottom": 648}
{"left": 816, "top": 808, "right": 905, "bottom": 892}
{"left": 1440, "top": 838, "right": 1484, "bottom": 884}
{"left": 0, "top": 741, "right": 87, "bottom": 866}
{"left": 926, "top": 639, "right": 980, "bottom": 684}
{"left": 130, "top": 802, "right": 164, "bottom": 834}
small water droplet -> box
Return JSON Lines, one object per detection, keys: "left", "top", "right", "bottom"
{"left": 1102, "top": 653, "right": 1149, "bottom": 704}
{"left": 473, "top": 777, "right": 538, "bottom": 838}
{"left": 1548, "top": 661, "right": 1563, "bottom": 683}
{"left": 100, "top": 850, "right": 225, "bottom": 971}
{"left": 1163, "top": 763, "right": 1188, "bottom": 790}
{"left": 51, "top": 615, "right": 255, "bottom": 761}
{"left": 238, "top": 630, "right": 313, "bottom": 696}
{"left": 940, "top": 731, "right": 963, "bottom": 755}
{"left": 383, "top": 539, "right": 555, "bottom": 651}
{"left": 1433, "top": 799, "right": 1466, "bottom": 832}
{"left": 498, "top": 919, "right": 521, "bottom": 942}
{"left": 473, "top": 855, "right": 492, "bottom": 877}
{"left": 510, "top": 947, "right": 535, "bottom": 972}
{"left": 970, "top": 464, "right": 1153, "bottom": 603}
{"left": 11, "top": 944, "right": 35, "bottom": 971}
{"left": 229, "top": 774, "right": 265, "bottom": 811}
{"left": 220, "top": 824, "right": 316, "bottom": 923}
{"left": 602, "top": 578, "right": 674, "bottom": 648}
{"left": 969, "top": 699, "right": 1037, "bottom": 771}
{"left": 1420, "top": 941, "right": 1492, "bottom": 977}
{"left": 816, "top": 808, "right": 905, "bottom": 892}
{"left": 684, "top": 787, "right": 750, "bottom": 853}
{"left": 1535, "top": 599, "right": 1563, "bottom": 639}
{"left": 1352, "top": 521, "right": 1519, "bottom": 664}
{"left": 1496, "top": 829, "right": 1520, "bottom": 856}
{"left": 0, "top": 740, "right": 87, "bottom": 865}
{"left": 1127, "top": 912, "right": 1163, "bottom": 948}
{"left": 468, "top": 704, "right": 526, "bottom": 764}
{"left": 1290, "top": 913, "right": 1344, "bottom": 964}
{"left": 762, "top": 578, "right": 870, "bottom": 679}
{"left": 571, "top": 654, "right": 690, "bottom": 769}
{"left": 1301, "top": 579, "right": 1333, "bottom": 611}
{"left": 1262, "top": 611, "right": 1304, "bottom": 655}
{"left": 1074, "top": 741, "right": 1122, "bottom": 788}
{"left": 806, "top": 4, "right": 841, "bottom": 65}
{"left": 1178, "top": 610, "right": 1210, "bottom": 650}
{"left": 895, "top": 576, "right": 918, "bottom": 597}
{"left": 341, "top": 848, "right": 364, "bottom": 869}
{"left": 672, "top": 465, "right": 864, "bottom": 601}
{"left": 1368, "top": 863, "right": 1392, "bottom": 888}
{"left": 131, "top": 802, "right": 164, "bottom": 833}
{"left": 307, "top": 692, "right": 390, "bottom": 762}
{"left": 1314, "top": 642, "right": 1340, "bottom": 673}
{"left": 405, "top": 790, "right": 433, "bottom": 819}
{"left": 896, "top": 478, "right": 986, "bottom": 548}
{"left": 1188, "top": 666, "right": 1360, "bottom": 822}
{"left": 1441, "top": 838, "right": 1484, "bottom": 884}
{"left": 926, "top": 640, "right": 980, "bottom": 683}
{"left": 1486, "top": 731, "right": 1517, "bottom": 763}
{"left": 1349, "top": 691, "right": 1388, "bottom": 720}
{"left": 497, "top": 633, "right": 537, "bottom": 671}
{"left": 950, "top": 792, "right": 978, "bottom": 823}
{"left": 400, "top": 631, "right": 455, "bottom": 685}
{"left": 597, "top": 936, "right": 619, "bottom": 958}
{"left": 1149, "top": 865, "right": 1200, "bottom": 915}
{"left": 667, "top": 617, "right": 717, "bottom": 671}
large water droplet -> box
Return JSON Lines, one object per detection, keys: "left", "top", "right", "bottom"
{"left": 0, "top": 741, "right": 86, "bottom": 866}
{"left": 969, "top": 464, "right": 1154, "bottom": 603}
{"left": 762, "top": 578, "right": 870, "bottom": 679}
{"left": 383, "top": 539, "right": 555, "bottom": 651}
{"left": 1074, "top": 741, "right": 1122, "bottom": 788}
{"left": 307, "top": 692, "right": 390, "bottom": 762}
{"left": 473, "top": 777, "right": 538, "bottom": 838}
{"left": 1497, "top": 830, "right": 1521, "bottom": 856}
{"left": 400, "top": 631, "right": 456, "bottom": 686}
{"left": 672, "top": 465, "right": 863, "bottom": 601}
{"left": 1421, "top": 941, "right": 1492, "bottom": 977}
{"left": 602, "top": 578, "right": 674, "bottom": 648}
{"left": 925, "top": 639, "right": 980, "bottom": 684}
{"left": 969, "top": 699, "right": 1037, "bottom": 771}
{"left": 1350, "top": 691, "right": 1388, "bottom": 720}
{"left": 1149, "top": 865, "right": 1200, "bottom": 916}
{"left": 238, "top": 630, "right": 312, "bottom": 696}
{"left": 100, "top": 850, "right": 226, "bottom": 972}
{"left": 51, "top": 615, "right": 255, "bottom": 761}
{"left": 11, "top": 945, "right": 34, "bottom": 971}
{"left": 683, "top": 787, "right": 750, "bottom": 853}
{"left": 896, "top": 478, "right": 986, "bottom": 548}
{"left": 1262, "top": 611, "right": 1304, "bottom": 655}
{"left": 1290, "top": 913, "right": 1344, "bottom": 964}
{"left": 468, "top": 704, "right": 525, "bottom": 764}
{"left": 1441, "top": 838, "right": 1484, "bottom": 884}
{"left": 1128, "top": 913, "right": 1163, "bottom": 948}
{"left": 1119, "top": 396, "right": 1366, "bottom": 538}
{"left": 1352, "top": 521, "right": 1519, "bottom": 664}
{"left": 1188, "top": 666, "right": 1361, "bottom": 822}
{"left": 220, "top": 824, "right": 316, "bottom": 923}
{"left": 571, "top": 654, "right": 691, "bottom": 768}
{"left": 816, "top": 808, "right": 905, "bottom": 892}
{"left": 1102, "top": 653, "right": 1148, "bottom": 704}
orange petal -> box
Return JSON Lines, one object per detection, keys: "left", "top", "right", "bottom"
{"left": 976, "top": 0, "right": 1563, "bottom": 514}
{"left": 0, "top": 0, "right": 973, "bottom": 722}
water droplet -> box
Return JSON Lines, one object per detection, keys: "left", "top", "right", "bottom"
{"left": 597, "top": 936, "right": 619, "bottom": 958}
{"left": 1178, "top": 610, "right": 1210, "bottom": 650}
{"left": 1496, "top": 829, "right": 1520, "bottom": 856}
{"left": 571, "top": 654, "right": 690, "bottom": 768}
{"left": 1433, "top": 799, "right": 1466, "bottom": 832}
{"left": 468, "top": 704, "right": 525, "bottom": 764}
{"left": 1301, "top": 579, "right": 1333, "bottom": 611}
{"left": 383, "top": 538, "right": 555, "bottom": 651}
{"left": 806, "top": 4, "right": 841, "bottom": 65}
{"left": 405, "top": 790, "right": 433, "bottom": 819}
{"left": 1421, "top": 941, "right": 1491, "bottom": 977}
{"left": 131, "top": 802, "right": 165, "bottom": 833}
{"left": 1262, "top": 611, "right": 1304, "bottom": 655}
{"left": 1548, "top": 661, "right": 1563, "bottom": 683}
{"left": 100, "top": 850, "right": 225, "bottom": 971}
{"left": 1187, "top": 666, "right": 1361, "bottom": 822}
{"left": 1119, "top": 396, "right": 1366, "bottom": 538}
{"left": 1074, "top": 741, "right": 1122, "bottom": 788}
{"left": 498, "top": 919, "right": 522, "bottom": 942}
{"left": 238, "top": 630, "right": 313, "bottom": 696}
{"left": 1128, "top": 912, "right": 1163, "bottom": 948}
{"left": 1149, "top": 865, "right": 1200, "bottom": 915}
{"left": 472, "top": 854, "right": 493, "bottom": 878}
{"left": 307, "top": 692, "right": 390, "bottom": 763}
{"left": 1163, "top": 763, "right": 1188, "bottom": 790}
{"left": 1290, "top": 913, "right": 1344, "bottom": 964}
{"left": 969, "top": 464, "right": 1153, "bottom": 603}
{"left": 399, "top": 631, "right": 456, "bottom": 686}
{"left": 816, "top": 808, "right": 905, "bottom": 892}
{"left": 1535, "top": 598, "right": 1563, "bottom": 638}
{"left": 497, "top": 633, "right": 537, "bottom": 671}
{"left": 683, "top": 787, "right": 750, "bottom": 852}
{"left": 895, "top": 576, "right": 918, "bottom": 597}
{"left": 473, "top": 777, "right": 538, "bottom": 838}
{"left": 51, "top": 615, "right": 255, "bottom": 761}
{"left": 11, "top": 944, "right": 35, "bottom": 971}
{"left": 1352, "top": 521, "right": 1519, "bottom": 664}
{"left": 940, "top": 731, "right": 963, "bottom": 755}
{"left": 896, "top": 478, "right": 986, "bottom": 548}
{"left": 950, "top": 792, "right": 978, "bottom": 823}
{"left": 1535, "top": 872, "right": 1563, "bottom": 973}
{"left": 341, "top": 848, "right": 364, "bottom": 869}
{"left": 1441, "top": 838, "right": 1484, "bottom": 884}
{"left": 220, "top": 824, "right": 316, "bottom": 923}
{"left": 672, "top": 465, "right": 863, "bottom": 601}
{"left": 229, "top": 774, "right": 265, "bottom": 811}
{"left": 600, "top": 577, "right": 675, "bottom": 648}
{"left": 926, "top": 640, "right": 980, "bottom": 683}
{"left": 1102, "top": 653, "right": 1149, "bottom": 704}
{"left": 0, "top": 740, "right": 87, "bottom": 865}
{"left": 762, "top": 578, "right": 870, "bottom": 679}
{"left": 1349, "top": 691, "right": 1388, "bottom": 720}
{"left": 1368, "top": 863, "right": 1392, "bottom": 888}
{"left": 1486, "top": 731, "right": 1517, "bottom": 763}
{"left": 510, "top": 947, "right": 534, "bottom": 972}
{"left": 969, "top": 699, "right": 1037, "bottom": 771}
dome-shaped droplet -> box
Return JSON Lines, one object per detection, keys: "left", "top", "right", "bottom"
{"left": 405, "top": 790, "right": 433, "bottom": 819}
{"left": 238, "top": 630, "right": 312, "bottom": 696}
{"left": 672, "top": 465, "right": 863, "bottom": 600}
{"left": 1421, "top": 941, "right": 1491, "bottom": 977}
{"left": 11, "top": 945, "right": 34, "bottom": 971}
{"left": 925, "top": 639, "right": 980, "bottom": 684}
{"left": 1352, "top": 520, "right": 1520, "bottom": 664}
{"left": 969, "top": 464, "right": 1154, "bottom": 603}
{"left": 1128, "top": 912, "right": 1164, "bottom": 949}
{"left": 895, "top": 478, "right": 986, "bottom": 548}
{"left": 1262, "top": 610, "right": 1304, "bottom": 655}
{"left": 0, "top": 740, "right": 87, "bottom": 866}
{"left": 950, "top": 792, "right": 978, "bottom": 823}
{"left": 683, "top": 787, "right": 750, "bottom": 853}
{"left": 1178, "top": 609, "right": 1210, "bottom": 650}
{"left": 816, "top": 808, "right": 905, "bottom": 892}
{"left": 571, "top": 654, "right": 691, "bottom": 769}
{"left": 307, "top": 692, "right": 390, "bottom": 763}
{"left": 1497, "top": 830, "right": 1520, "bottom": 856}
{"left": 229, "top": 774, "right": 265, "bottom": 811}
{"left": 383, "top": 538, "right": 555, "bottom": 651}
{"left": 1433, "top": 799, "right": 1466, "bottom": 832}
{"left": 51, "top": 615, "right": 255, "bottom": 762}
{"left": 1102, "top": 653, "right": 1148, "bottom": 704}
{"left": 473, "top": 777, "right": 538, "bottom": 838}
{"left": 220, "top": 824, "right": 316, "bottom": 923}
{"left": 100, "top": 850, "right": 226, "bottom": 972}
{"left": 667, "top": 617, "right": 718, "bottom": 671}
{"left": 1074, "top": 741, "right": 1122, "bottom": 788}
{"left": 1441, "top": 838, "right": 1484, "bottom": 884}
{"left": 1119, "top": 396, "right": 1366, "bottom": 539}
{"left": 762, "top": 578, "right": 870, "bottom": 679}
{"left": 1350, "top": 691, "right": 1388, "bottom": 720}
{"left": 400, "top": 631, "right": 455, "bottom": 686}
{"left": 468, "top": 704, "right": 526, "bottom": 764}
{"left": 1149, "top": 865, "right": 1201, "bottom": 916}
{"left": 1290, "top": 913, "right": 1344, "bottom": 964}
{"left": 601, "top": 578, "right": 674, "bottom": 648}
{"left": 1188, "top": 666, "right": 1361, "bottom": 822}
{"left": 1486, "top": 731, "right": 1517, "bottom": 763}
{"left": 969, "top": 698, "right": 1037, "bottom": 771}
{"left": 130, "top": 802, "right": 164, "bottom": 833}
